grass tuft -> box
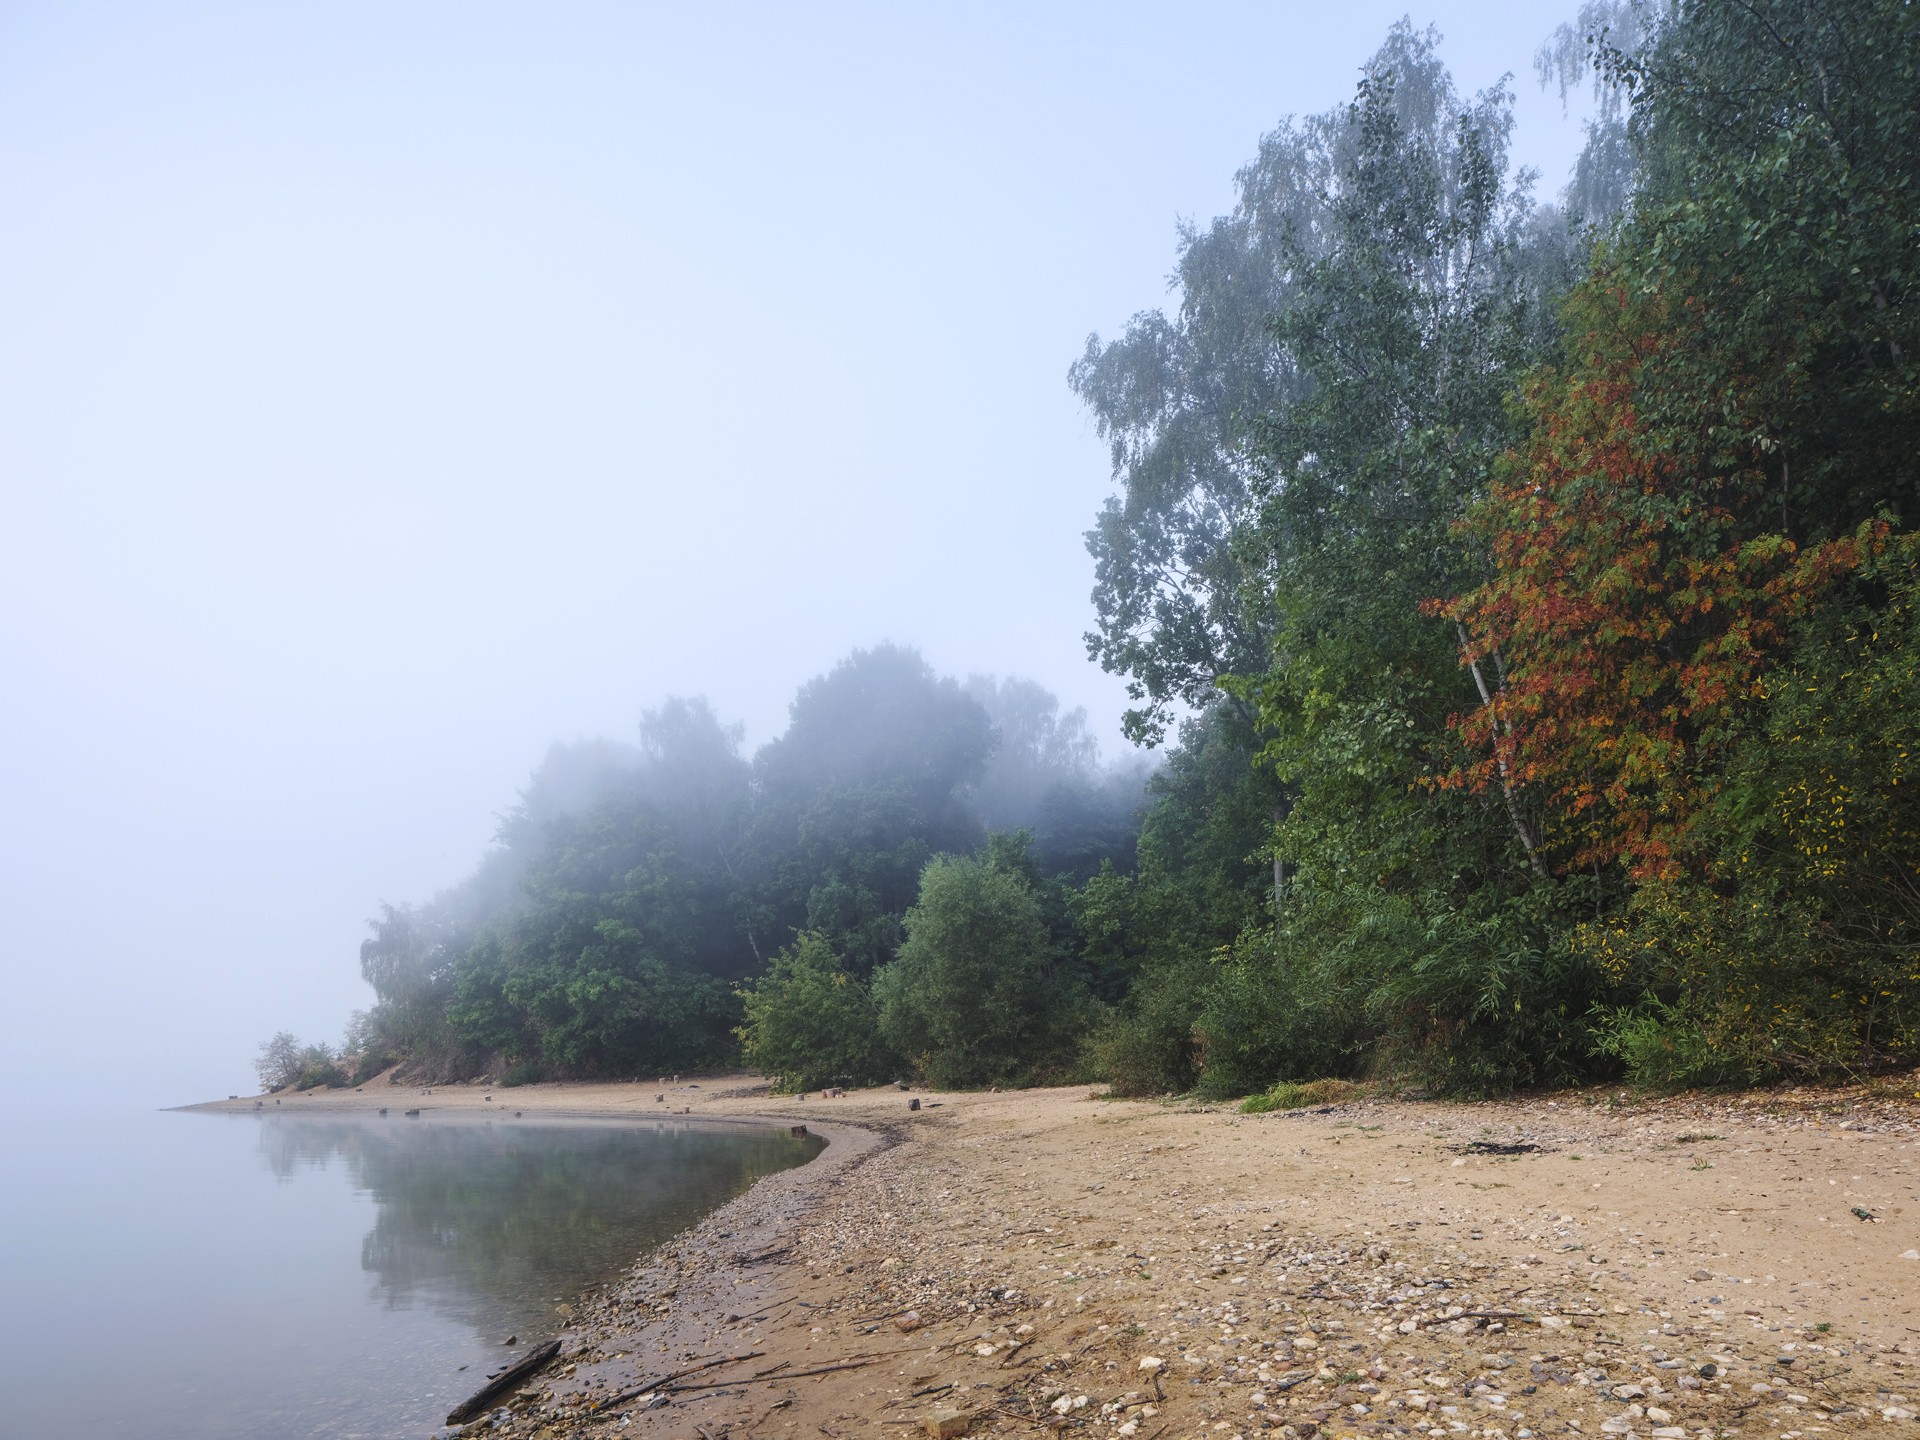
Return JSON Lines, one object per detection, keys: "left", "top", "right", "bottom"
{"left": 1239, "top": 1078, "right": 1366, "bottom": 1113}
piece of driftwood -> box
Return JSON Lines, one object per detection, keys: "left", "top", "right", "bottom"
{"left": 666, "top": 1355, "right": 879, "bottom": 1392}
{"left": 591, "top": 1350, "right": 766, "bottom": 1412}
{"left": 446, "top": 1338, "right": 562, "bottom": 1423}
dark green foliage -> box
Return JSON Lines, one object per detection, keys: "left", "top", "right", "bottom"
{"left": 293, "top": 1053, "right": 349, "bottom": 1091}
{"left": 1190, "top": 929, "right": 1367, "bottom": 1101}
{"left": 1614, "top": 0, "right": 1920, "bottom": 541}
{"left": 1080, "top": 952, "right": 1211, "bottom": 1097}
{"left": 736, "top": 933, "right": 895, "bottom": 1092}
{"left": 493, "top": 919, "right": 740, "bottom": 1075}
{"left": 1069, "top": 83, "right": 1331, "bottom": 749}
{"left": 874, "top": 848, "right": 1091, "bottom": 1088}
{"left": 1068, "top": 710, "right": 1280, "bottom": 1094}
{"left": 1073, "top": 25, "right": 1587, "bottom": 1097}
{"left": 1072, "top": 6, "right": 1920, "bottom": 1098}
{"left": 1506, "top": 0, "right": 1920, "bottom": 1087}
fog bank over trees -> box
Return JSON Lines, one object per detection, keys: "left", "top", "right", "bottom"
{"left": 323, "top": 647, "right": 1151, "bottom": 1085}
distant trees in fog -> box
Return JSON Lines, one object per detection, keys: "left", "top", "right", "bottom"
{"left": 316, "top": 645, "right": 1152, "bottom": 1087}
{"left": 253, "top": 1030, "right": 348, "bottom": 1092}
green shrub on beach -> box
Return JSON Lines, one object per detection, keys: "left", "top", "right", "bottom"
{"left": 874, "top": 851, "right": 1090, "bottom": 1089}
{"left": 255, "top": 1032, "right": 348, "bottom": 1091}
{"left": 737, "top": 932, "right": 894, "bottom": 1092}
{"left": 293, "top": 1057, "right": 348, "bottom": 1090}
{"left": 1080, "top": 954, "right": 1209, "bottom": 1097}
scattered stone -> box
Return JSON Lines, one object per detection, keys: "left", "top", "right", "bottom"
{"left": 923, "top": 1408, "right": 975, "bottom": 1438}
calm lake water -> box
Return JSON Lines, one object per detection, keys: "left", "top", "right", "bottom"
{"left": 0, "top": 1107, "right": 819, "bottom": 1439}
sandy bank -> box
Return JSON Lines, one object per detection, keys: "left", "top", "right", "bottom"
{"left": 193, "top": 1076, "right": 1920, "bottom": 1438}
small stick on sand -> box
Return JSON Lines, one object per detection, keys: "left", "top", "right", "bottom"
{"left": 592, "top": 1350, "right": 765, "bottom": 1411}
{"left": 668, "top": 1356, "right": 880, "bottom": 1391}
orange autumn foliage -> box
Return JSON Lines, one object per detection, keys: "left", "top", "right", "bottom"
{"left": 1431, "top": 286, "right": 1880, "bottom": 880}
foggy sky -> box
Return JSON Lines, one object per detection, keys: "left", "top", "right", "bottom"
{"left": 0, "top": 2, "right": 1594, "bottom": 1106}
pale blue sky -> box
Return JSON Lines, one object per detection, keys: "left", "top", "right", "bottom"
{"left": 0, "top": 2, "right": 1596, "bottom": 1103}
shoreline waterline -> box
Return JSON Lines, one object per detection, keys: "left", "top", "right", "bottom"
{"left": 182, "top": 1077, "right": 896, "bottom": 1432}
{"left": 1, "top": 1093, "right": 838, "bottom": 1440}
{"left": 244, "top": 1074, "right": 1920, "bottom": 1440}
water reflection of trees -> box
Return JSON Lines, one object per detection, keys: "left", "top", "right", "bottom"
{"left": 253, "top": 1116, "right": 817, "bottom": 1336}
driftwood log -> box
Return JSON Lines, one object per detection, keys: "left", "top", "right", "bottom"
{"left": 446, "top": 1338, "right": 562, "bottom": 1424}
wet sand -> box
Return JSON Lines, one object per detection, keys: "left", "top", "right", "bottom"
{"left": 193, "top": 1075, "right": 1920, "bottom": 1438}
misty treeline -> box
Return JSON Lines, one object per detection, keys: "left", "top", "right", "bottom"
{"left": 277, "top": 0, "right": 1920, "bottom": 1099}
{"left": 299, "top": 647, "right": 1151, "bottom": 1091}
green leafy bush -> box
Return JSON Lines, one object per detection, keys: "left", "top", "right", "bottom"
{"left": 254, "top": 1033, "right": 350, "bottom": 1091}
{"left": 292, "top": 1042, "right": 347, "bottom": 1090}
{"left": 874, "top": 852, "right": 1089, "bottom": 1088}
{"left": 1190, "top": 929, "right": 1366, "bottom": 1100}
{"left": 1592, "top": 997, "right": 1751, "bottom": 1091}
{"left": 736, "top": 932, "right": 894, "bottom": 1092}
{"left": 1081, "top": 954, "right": 1210, "bottom": 1096}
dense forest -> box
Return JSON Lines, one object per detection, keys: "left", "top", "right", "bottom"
{"left": 263, "top": 0, "right": 1920, "bottom": 1099}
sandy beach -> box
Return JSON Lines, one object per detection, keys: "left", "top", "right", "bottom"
{"left": 193, "top": 1076, "right": 1920, "bottom": 1438}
